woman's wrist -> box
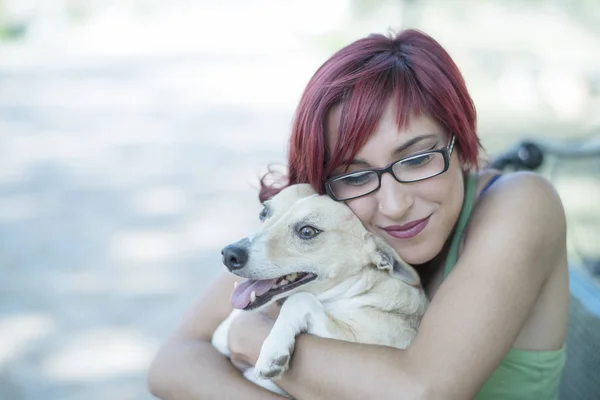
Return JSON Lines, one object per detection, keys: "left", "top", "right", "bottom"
{"left": 228, "top": 310, "right": 275, "bottom": 366}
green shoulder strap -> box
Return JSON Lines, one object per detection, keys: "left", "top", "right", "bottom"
{"left": 443, "top": 173, "right": 478, "bottom": 279}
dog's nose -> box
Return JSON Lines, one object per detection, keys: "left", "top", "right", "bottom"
{"left": 221, "top": 245, "right": 249, "bottom": 270}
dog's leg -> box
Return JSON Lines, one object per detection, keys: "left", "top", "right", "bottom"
{"left": 213, "top": 310, "right": 292, "bottom": 397}
{"left": 254, "top": 292, "right": 330, "bottom": 381}
{"left": 211, "top": 309, "right": 243, "bottom": 357}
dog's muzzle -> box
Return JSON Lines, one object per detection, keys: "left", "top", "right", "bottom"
{"left": 221, "top": 241, "right": 250, "bottom": 271}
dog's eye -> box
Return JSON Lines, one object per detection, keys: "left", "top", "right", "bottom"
{"left": 297, "top": 225, "right": 320, "bottom": 239}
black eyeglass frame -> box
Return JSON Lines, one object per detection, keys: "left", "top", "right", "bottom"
{"left": 324, "top": 135, "right": 456, "bottom": 201}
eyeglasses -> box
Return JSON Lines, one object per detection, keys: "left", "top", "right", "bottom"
{"left": 325, "top": 135, "right": 456, "bottom": 201}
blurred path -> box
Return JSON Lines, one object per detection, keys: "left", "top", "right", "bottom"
{"left": 0, "top": 3, "right": 322, "bottom": 399}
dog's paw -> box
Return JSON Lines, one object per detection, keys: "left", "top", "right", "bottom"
{"left": 254, "top": 338, "right": 294, "bottom": 381}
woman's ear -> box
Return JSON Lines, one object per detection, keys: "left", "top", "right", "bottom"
{"left": 365, "top": 233, "right": 421, "bottom": 287}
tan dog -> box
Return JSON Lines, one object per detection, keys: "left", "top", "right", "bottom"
{"left": 211, "top": 184, "right": 428, "bottom": 396}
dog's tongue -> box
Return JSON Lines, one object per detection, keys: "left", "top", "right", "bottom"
{"left": 230, "top": 278, "right": 278, "bottom": 309}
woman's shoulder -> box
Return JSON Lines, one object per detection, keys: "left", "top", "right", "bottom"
{"left": 473, "top": 170, "right": 565, "bottom": 224}
{"left": 463, "top": 170, "right": 567, "bottom": 274}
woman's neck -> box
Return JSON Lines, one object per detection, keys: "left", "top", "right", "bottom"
{"left": 416, "top": 169, "right": 472, "bottom": 291}
{"left": 414, "top": 238, "right": 451, "bottom": 291}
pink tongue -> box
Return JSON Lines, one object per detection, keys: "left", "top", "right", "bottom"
{"left": 230, "top": 278, "right": 278, "bottom": 309}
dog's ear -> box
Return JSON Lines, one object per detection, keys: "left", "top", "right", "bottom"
{"left": 366, "top": 233, "right": 421, "bottom": 287}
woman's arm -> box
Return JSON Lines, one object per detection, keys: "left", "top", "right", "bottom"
{"left": 147, "top": 271, "right": 287, "bottom": 400}
{"left": 231, "top": 172, "right": 569, "bottom": 399}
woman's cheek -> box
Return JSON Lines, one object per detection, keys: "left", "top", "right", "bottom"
{"left": 345, "top": 198, "right": 375, "bottom": 227}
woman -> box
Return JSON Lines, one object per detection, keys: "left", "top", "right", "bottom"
{"left": 148, "top": 29, "right": 568, "bottom": 399}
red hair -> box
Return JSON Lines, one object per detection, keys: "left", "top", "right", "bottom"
{"left": 259, "top": 29, "right": 481, "bottom": 202}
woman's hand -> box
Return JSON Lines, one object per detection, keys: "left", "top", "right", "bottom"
{"left": 228, "top": 302, "right": 281, "bottom": 369}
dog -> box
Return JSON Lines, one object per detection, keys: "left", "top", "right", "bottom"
{"left": 211, "top": 183, "right": 428, "bottom": 396}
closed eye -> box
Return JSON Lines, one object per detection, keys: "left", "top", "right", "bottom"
{"left": 335, "top": 171, "right": 376, "bottom": 187}
{"left": 400, "top": 153, "right": 435, "bottom": 168}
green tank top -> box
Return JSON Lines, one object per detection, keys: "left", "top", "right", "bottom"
{"left": 443, "top": 173, "right": 566, "bottom": 400}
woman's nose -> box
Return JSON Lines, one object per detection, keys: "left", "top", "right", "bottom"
{"left": 376, "top": 173, "right": 413, "bottom": 218}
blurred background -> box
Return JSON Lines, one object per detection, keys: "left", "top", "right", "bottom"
{"left": 0, "top": 0, "right": 599, "bottom": 399}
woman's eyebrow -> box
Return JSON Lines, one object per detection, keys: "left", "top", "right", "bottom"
{"left": 392, "top": 134, "right": 439, "bottom": 154}
{"left": 343, "top": 134, "right": 440, "bottom": 166}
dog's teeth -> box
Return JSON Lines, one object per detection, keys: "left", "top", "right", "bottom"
{"left": 279, "top": 279, "right": 288, "bottom": 287}
{"left": 250, "top": 291, "right": 256, "bottom": 302}
{"left": 288, "top": 273, "right": 297, "bottom": 281}
{"left": 234, "top": 281, "right": 238, "bottom": 288}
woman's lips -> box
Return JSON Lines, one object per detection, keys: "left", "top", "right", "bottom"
{"left": 382, "top": 216, "right": 430, "bottom": 240}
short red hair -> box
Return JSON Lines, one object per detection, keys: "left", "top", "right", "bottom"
{"left": 260, "top": 29, "right": 481, "bottom": 202}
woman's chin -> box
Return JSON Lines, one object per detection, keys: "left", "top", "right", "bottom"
{"left": 394, "top": 242, "right": 441, "bottom": 266}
